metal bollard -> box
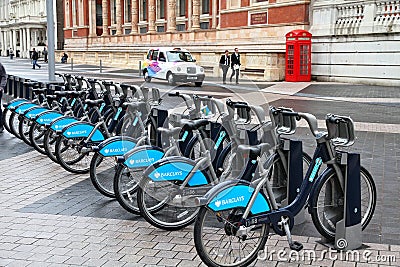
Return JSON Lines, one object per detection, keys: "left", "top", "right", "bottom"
{"left": 71, "top": 58, "right": 74, "bottom": 71}
{"left": 100, "top": 59, "right": 102, "bottom": 73}
{"left": 6, "top": 75, "right": 13, "bottom": 95}
{"left": 138, "top": 60, "right": 142, "bottom": 76}
{"left": 13, "top": 76, "right": 19, "bottom": 98}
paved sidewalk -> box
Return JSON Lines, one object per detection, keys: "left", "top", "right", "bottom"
{"left": 0, "top": 57, "right": 399, "bottom": 266}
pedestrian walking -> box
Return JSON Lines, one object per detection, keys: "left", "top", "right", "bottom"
{"left": 43, "top": 47, "right": 48, "bottom": 63}
{"left": 61, "top": 52, "right": 68, "bottom": 64}
{"left": 9, "top": 48, "right": 14, "bottom": 60}
{"left": 31, "top": 48, "right": 41, "bottom": 69}
{"left": 0, "top": 61, "right": 7, "bottom": 133}
{"left": 219, "top": 50, "right": 231, "bottom": 84}
{"left": 230, "top": 48, "right": 241, "bottom": 84}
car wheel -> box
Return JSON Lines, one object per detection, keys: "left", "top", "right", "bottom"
{"left": 195, "top": 82, "right": 203, "bottom": 87}
{"left": 167, "top": 73, "right": 175, "bottom": 85}
{"left": 144, "top": 71, "right": 151, "bottom": 82}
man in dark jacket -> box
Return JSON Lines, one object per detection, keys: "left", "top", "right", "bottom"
{"left": 230, "top": 48, "right": 241, "bottom": 84}
{"left": 219, "top": 50, "right": 230, "bottom": 84}
{"left": 31, "top": 48, "right": 41, "bottom": 69}
{"left": 0, "top": 62, "right": 7, "bottom": 133}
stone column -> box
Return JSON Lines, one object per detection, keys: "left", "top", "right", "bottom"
{"left": 148, "top": 0, "right": 156, "bottom": 33}
{"left": 0, "top": 31, "right": 4, "bottom": 56}
{"left": 116, "top": 0, "right": 123, "bottom": 34}
{"left": 26, "top": 28, "right": 31, "bottom": 54}
{"left": 211, "top": 0, "right": 217, "bottom": 29}
{"left": 33, "top": 30, "right": 37, "bottom": 46}
{"left": 21, "top": 29, "right": 25, "bottom": 58}
{"left": 12, "top": 29, "right": 17, "bottom": 55}
{"left": 131, "top": 0, "right": 138, "bottom": 33}
{"left": 167, "top": 0, "right": 176, "bottom": 32}
{"left": 192, "top": 0, "right": 200, "bottom": 30}
{"left": 89, "top": 0, "right": 97, "bottom": 36}
{"left": 102, "top": 0, "right": 109, "bottom": 36}
{"left": 188, "top": 0, "right": 192, "bottom": 30}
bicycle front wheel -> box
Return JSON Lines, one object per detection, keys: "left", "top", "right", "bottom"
{"left": 310, "top": 166, "right": 377, "bottom": 240}
{"left": 29, "top": 122, "right": 47, "bottom": 155}
{"left": 194, "top": 206, "right": 269, "bottom": 267}
{"left": 18, "top": 117, "right": 33, "bottom": 146}
{"left": 137, "top": 176, "right": 199, "bottom": 231}
{"left": 43, "top": 129, "right": 60, "bottom": 163}
{"left": 90, "top": 153, "right": 118, "bottom": 198}
{"left": 55, "top": 136, "right": 92, "bottom": 174}
{"left": 113, "top": 164, "right": 143, "bottom": 215}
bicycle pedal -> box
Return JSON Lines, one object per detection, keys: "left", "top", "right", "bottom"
{"left": 289, "top": 241, "right": 303, "bottom": 251}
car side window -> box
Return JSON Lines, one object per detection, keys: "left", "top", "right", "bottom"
{"left": 158, "top": 52, "right": 166, "bottom": 62}
{"left": 146, "top": 50, "right": 152, "bottom": 60}
{"left": 152, "top": 50, "right": 159, "bottom": 61}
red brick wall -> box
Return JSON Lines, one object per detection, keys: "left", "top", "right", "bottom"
{"left": 269, "top": 4, "right": 309, "bottom": 24}
{"left": 221, "top": 11, "right": 248, "bottom": 28}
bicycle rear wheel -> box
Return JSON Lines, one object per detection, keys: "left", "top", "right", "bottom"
{"left": 2, "top": 108, "right": 12, "bottom": 133}
{"left": 43, "top": 129, "right": 60, "bottom": 163}
{"left": 8, "top": 112, "right": 22, "bottom": 138}
{"left": 310, "top": 166, "right": 376, "bottom": 240}
{"left": 137, "top": 176, "right": 199, "bottom": 231}
{"left": 194, "top": 206, "right": 269, "bottom": 267}
{"left": 18, "top": 117, "right": 33, "bottom": 146}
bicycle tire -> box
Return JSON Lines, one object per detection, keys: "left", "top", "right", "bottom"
{"left": 29, "top": 122, "right": 47, "bottom": 155}
{"left": 43, "top": 129, "right": 60, "bottom": 163}
{"left": 137, "top": 176, "right": 200, "bottom": 231}
{"left": 2, "top": 108, "right": 11, "bottom": 134}
{"left": 309, "top": 166, "right": 377, "bottom": 240}
{"left": 194, "top": 206, "right": 269, "bottom": 267}
{"left": 8, "top": 112, "right": 22, "bottom": 138}
{"left": 90, "top": 153, "right": 117, "bottom": 198}
{"left": 113, "top": 164, "right": 142, "bottom": 215}
{"left": 18, "top": 117, "right": 33, "bottom": 146}
{"left": 55, "top": 136, "right": 92, "bottom": 174}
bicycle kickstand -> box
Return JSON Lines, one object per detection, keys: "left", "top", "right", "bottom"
{"left": 278, "top": 216, "right": 303, "bottom": 252}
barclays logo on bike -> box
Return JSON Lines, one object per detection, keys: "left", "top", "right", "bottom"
{"left": 67, "top": 130, "right": 87, "bottom": 136}
{"left": 129, "top": 157, "right": 155, "bottom": 165}
{"left": 104, "top": 147, "right": 128, "bottom": 154}
{"left": 214, "top": 196, "right": 245, "bottom": 208}
{"left": 154, "top": 171, "right": 183, "bottom": 179}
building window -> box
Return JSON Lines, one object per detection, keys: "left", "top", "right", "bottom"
{"left": 176, "top": 24, "right": 186, "bottom": 31}
{"left": 125, "top": 0, "right": 132, "bottom": 22}
{"left": 111, "top": 29, "right": 117, "bottom": 35}
{"left": 111, "top": 0, "right": 117, "bottom": 24}
{"left": 200, "top": 22, "right": 209, "bottom": 29}
{"left": 157, "top": 25, "right": 165, "bottom": 32}
{"left": 202, "top": 0, "right": 209, "bottom": 14}
{"left": 158, "top": 0, "right": 165, "bottom": 19}
{"left": 177, "top": 0, "right": 186, "bottom": 17}
{"left": 125, "top": 28, "right": 131, "bottom": 34}
{"left": 141, "top": 0, "right": 147, "bottom": 21}
{"left": 96, "top": 3, "right": 102, "bottom": 26}
{"left": 71, "top": 0, "right": 77, "bottom": 26}
{"left": 140, "top": 27, "right": 147, "bottom": 33}
{"left": 251, "top": 0, "right": 268, "bottom": 4}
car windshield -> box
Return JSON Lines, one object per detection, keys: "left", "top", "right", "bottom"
{"left": 166, "top": 51, "right": 194, "bottom": 62}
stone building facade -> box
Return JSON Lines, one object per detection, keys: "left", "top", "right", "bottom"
{"left": 62, "top": 0, "right": 311, "bottom": 81}
{"left": 0, "top": 0, "right": 64, "bottom": 58}
{"left": 310, "top": 0, "right": 400, "bottom": 86}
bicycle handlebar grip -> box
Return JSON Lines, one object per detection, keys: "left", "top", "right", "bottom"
{"left": 168, "top": 92, "right": 180, "bottom": 97}
{"left": 326, "top": 114, "right": 345, "bottom": 124}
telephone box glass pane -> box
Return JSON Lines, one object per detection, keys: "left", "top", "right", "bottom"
{"left": 300, "top": 45, "right": 309, "bottom": 75}
{"left": 287, "top": 45, "right": 294, "bottom": 75}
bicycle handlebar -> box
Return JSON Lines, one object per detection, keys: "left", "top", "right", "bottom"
{"left": 193, "top": 95, "right": 226, "bottom": 115}
{"left": 168, "top": 92, "right": 193, "bottom": 109}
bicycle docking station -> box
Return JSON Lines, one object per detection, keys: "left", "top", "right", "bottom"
{"left": 318, "top": 152, "right": 363, "bottom": 251}
{"left": 284, "top": 138, "right": 305, "bottom": 225}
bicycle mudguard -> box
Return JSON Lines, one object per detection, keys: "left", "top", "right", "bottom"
{"left": 49, "top": 116, "right": 79, "bottom": 131}
{"left": 199, "top": 180, "right": 270, "bottom": 215}
{"left": 4, "top": 99, "right": 29, "bottom": 109}
{"left": 123, "top": 145, "right": 164, "bottom": 169}
{"left": 143, "top": 156, "right": 210, "bottom": 187}
{"left": 97, "top": 136, "right": 137, "bottom": 157}
{"left": 23, "top": 107, "right": 49, "bottom": 120}
{"left": 35, "top": 111, "right": 63, "bottom": 125}
{"left": 14, "top": 103, "right": 39, "bottom": 114}
{"left": 61, "top": 122, "right": 105, "bottom": 142}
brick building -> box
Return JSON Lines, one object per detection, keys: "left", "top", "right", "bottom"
{"left": 62, "top": 0, "right": 311, "bottom": 81}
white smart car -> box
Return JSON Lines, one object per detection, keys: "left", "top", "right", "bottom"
{"left": 142, "top": 47, "right": 205, "bottom": 87}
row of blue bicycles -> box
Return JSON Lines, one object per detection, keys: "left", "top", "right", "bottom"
{"left": 2, "top": 73, "right": 376, "bottom": 267}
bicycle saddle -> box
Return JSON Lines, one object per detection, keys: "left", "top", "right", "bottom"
{"left": 85, "top": 99, "right": 104, "bottom": 107}
{"left": 237, "top": 143, "right": 271, "bottom": 160}
{"left": 54, "top": 91, "right": 73, "bottom": 97}
{"left": 157, "top": 127, "right": 181, "bottom": 138}
{"left": 180, "top": 119, "right": 208, "bottom": 130}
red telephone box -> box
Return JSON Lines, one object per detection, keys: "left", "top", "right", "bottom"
{"left": 285, "top": 30, "right": 312, "bottom": 82}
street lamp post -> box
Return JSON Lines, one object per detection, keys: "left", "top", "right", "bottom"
{"left": 46, "top": 0, "right": 56, "bottom": 81}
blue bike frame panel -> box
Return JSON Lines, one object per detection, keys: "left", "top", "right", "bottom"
{"left": 208, "top": 184, "right": 270, "bottom": 215}
{"left": 50, "top": 117, "right": 79, "bottom": 131}
{"left": 97, "top": 137, "right": 137, "bottom": 157}
{"left": 23, "top": 107, "right": 48, "bottom": 119}
{"left": 35, "top": 111, "right": 63, "bottom": 125}
{"left": 5, "top": 99, "right": 29, "bottom": 109}
{"left": 62, "top": 122, "right": 105, "bottom": 142}
{"left": 124, "top": 146, "right": 164, "bottom": 169}
{"left": 144, "top": 157, "right": 210, "bottom": 187}
{"left": 15, "top": 103, "right": 38, "bottom": 114}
